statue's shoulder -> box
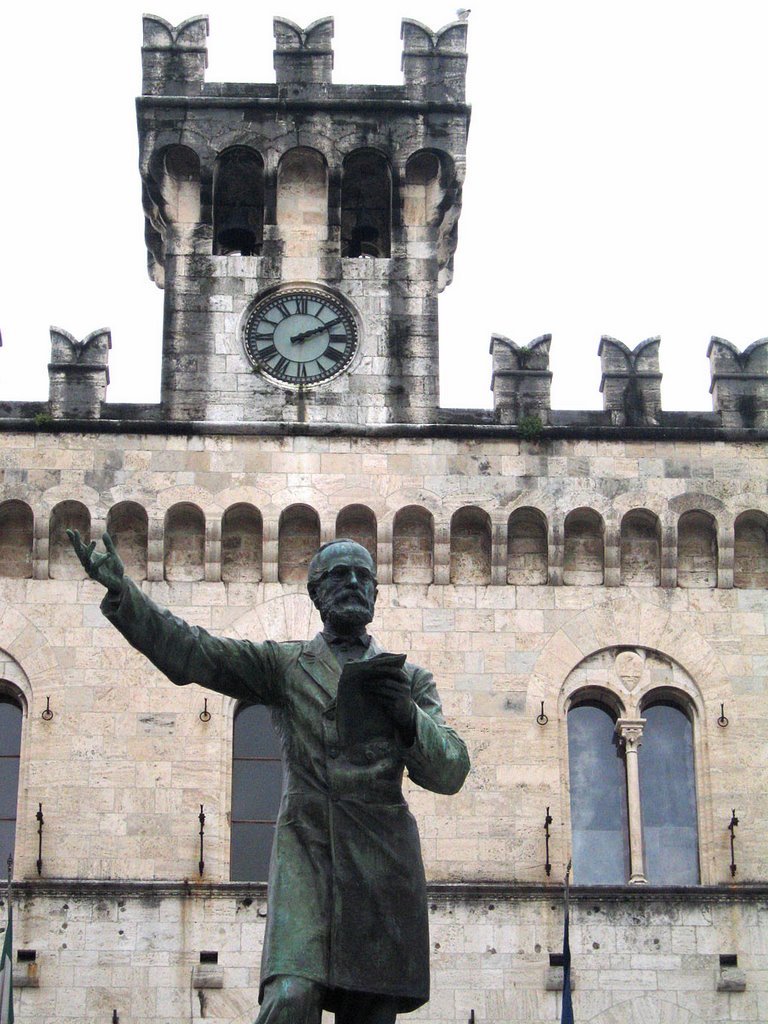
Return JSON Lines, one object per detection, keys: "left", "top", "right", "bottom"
{"left": 273, "top": 636, "right": 320, "bottom": 658}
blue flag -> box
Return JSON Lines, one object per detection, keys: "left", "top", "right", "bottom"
{"left": 561, "top": 861, "right": 573, "bottom": 1024}
{"left": 560, "top": 903, "right": 574, "bottom": 1023}
{"left": 0, "top": 899, "right": 13, "bottom": 1024}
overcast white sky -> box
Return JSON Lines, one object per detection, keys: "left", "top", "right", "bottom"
{"left": 2, "top": 1, "right": 767, "bottom": 412}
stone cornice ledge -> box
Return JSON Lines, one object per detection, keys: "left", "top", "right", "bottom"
{"left": 6, "top": 879, "right": 767, "bottom": 904}
{"left": 0, "top": 419, "right": 767, "bottom": 444}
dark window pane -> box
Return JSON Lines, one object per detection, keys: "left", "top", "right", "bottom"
{"left": 233, "top": 705, "right": 282, "bottom": 758}
{"left": 0, "top": 701, "right": 22, "bottom": 757}
{"left": 0, "top": 759, "right": 19, "bottom": 819}
{"left": 0, "top": 820, "right": 15, "bottom": 876}
{"left": 230, "top": 822, "right": 275, "bottom": 882}
{"left": 568, "top": 702, "right": 629, "bottom": 884}
{"left": 231, "top": 702, "right": 283, "bottom": 881}
{"left": 639, "top": 703, "right": 700, "bottom": 884}
{"left": 231, "top": 761, "right": 283, "bottom": 820}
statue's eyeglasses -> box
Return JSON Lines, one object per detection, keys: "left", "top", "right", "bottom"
{"left": 318, "top": 564, "right": 377, "bottom": 585}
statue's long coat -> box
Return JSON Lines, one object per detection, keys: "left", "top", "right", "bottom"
{"left": 103, "top": 580, "right": 470, "bottom": 1011}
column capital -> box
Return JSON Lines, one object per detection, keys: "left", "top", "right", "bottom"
{"left": 615, "top": 717, "right": 646, "bottom": 751}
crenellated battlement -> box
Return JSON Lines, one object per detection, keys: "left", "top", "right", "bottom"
{"left": 598, "top": 336, "right": 662, "bottom": 427}
{"left": 141, "top": 14, "right": 210, "bottom": 97}
{"left": 489, "top": 334, "right": 553, "bottom": 426}
{"left": 47, "top": 327, "right": 111, "bottom": 421}
{"left": 0, "top": 15, "right": 765, "bottom": 435}
{"left": 139, "top": 12, "right": 468, "bottom": 102}
{"left": 0, "top": 327, "right": 767, "bottom": 434}
{"left": 273, "top": 17, "right": 335, "bottom": 88}
{"left": 708, "top": 336, "right": 768, "bottom": 428}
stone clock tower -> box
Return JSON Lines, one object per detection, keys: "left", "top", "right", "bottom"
{"left": 137, "top": 14, "right": 470, "bottom": 424}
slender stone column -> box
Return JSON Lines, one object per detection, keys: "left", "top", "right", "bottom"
{"left": 616, "top": 718, "right": 647, "bottom": 884}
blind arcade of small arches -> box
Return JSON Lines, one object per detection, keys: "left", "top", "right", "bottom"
{"left": 1, "top": 499, "right": 767, "bottom": 589}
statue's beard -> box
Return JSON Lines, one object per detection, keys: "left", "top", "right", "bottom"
{"left": 318, "top": 592, "right": 374, "bottom": 632}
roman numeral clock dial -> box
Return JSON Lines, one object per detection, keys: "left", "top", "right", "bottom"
{"left": 243, "top": 287, "right": 359, "bottom": 389}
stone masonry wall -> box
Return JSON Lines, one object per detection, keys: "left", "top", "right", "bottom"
{"left": 7, "top": 885, "right": 766, "bottom": 1024}
{"left": 0, "top": 427, "right": 766, "bottom": 1022}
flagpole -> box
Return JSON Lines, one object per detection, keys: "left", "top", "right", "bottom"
{"left": 564, "top": 858, "right": 571, "bottom": 914}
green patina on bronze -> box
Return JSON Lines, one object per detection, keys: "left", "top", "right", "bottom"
{"left": 68, "top": 530, "right": 470, "bottom": 1014}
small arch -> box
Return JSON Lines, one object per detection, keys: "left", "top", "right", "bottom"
{"left": 567, "top": 694, "right": 629, "bottom": 885}
{"left": 160, "top": 144, "right": 201, "bottom": 227}
{"left": 277, "top": 147, "right": 328, "bottom": 257}
{"left": 620, "top": 509, "right": 661, "bottom": 586}
{"left": 230, "top": 702, "right": 282, "bottom": 881}
{"left": 734, "top": 510, "right": 768, "bottom": 588}
{"left": 450, "top": 506, "right": 491, "bottom": 584}
{"left": 213, "top": 146, "right": 265, "bottom": 256}
{"left": 278, "top": 505, "right": 320, "bottom": 584}
{"left": 341, "top": 149, "right": 392, "bottom": 257}
{"left": 677, "top": 511, "right": 717, "bottom": 588}
{"left": 49, "top": 500, "right": 90, "bottom": 580}
{"left": 222, "top": 504, "right": 263, "bottom": 583}
{"left": 507, "top": 507, "right": 548, "bottom": 585}
{"left": 164, "top": 503, "right": 205, "bottom": 582}
{"left": 637, "top": 694, "right": 700, "bottom": 884}
{"left": 0, "top": 688, "right": 23, "bottom": 876}
{"left": 335, "top": 505, "right": 377, "bottom": 565}
{"left": 0, "top": 500, "right": 33, "bottom": 579}
{"left": 107, "top": 502, "right": 148, "bottom": 581}
{"left": 403, "top": 149, "right": 452, "bottom": 228}
{"left": 564, "top": 508, "right": 604, "bottom": 585}
{"left": 392, "top": 506, "right": 434, "bottom": 584}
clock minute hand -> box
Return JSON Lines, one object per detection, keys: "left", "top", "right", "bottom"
{"left": 291, "top": 318, "right": 343, "bottom": 343}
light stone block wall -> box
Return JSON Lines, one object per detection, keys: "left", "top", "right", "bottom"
{"left": 0, "top": 428, "right": 766, "bottom": 1021}
{"left": 7, "top": 885, "right": 766, "bottom": 1024}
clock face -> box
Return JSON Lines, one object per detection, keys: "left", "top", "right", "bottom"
{"left": 243, "top": 287, "right": 358, "bottom": 388}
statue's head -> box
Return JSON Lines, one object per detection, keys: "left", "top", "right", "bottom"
{"left": 307, "top": 539, "right": 377, "bottom": 633}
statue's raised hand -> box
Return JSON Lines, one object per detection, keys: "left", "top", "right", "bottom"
{"left": 67, "top": 530, "right": 124, "bottom": 592}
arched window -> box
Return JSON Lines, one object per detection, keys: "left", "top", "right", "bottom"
{"left": 403, "top": 150, "right": 444, "bottom": 228}
{"left": 278, "top": 505, "right": 320, "bottom": 583}
{"left": 564, "top": 508, "right": 604, "bottom": 585}
{"left": 0, "top": 500, "right": 33, "bottom": 578}
{"left": 213, "top": 147, "right": 264, "bottom": 256}
{"left": 677, "top": 511, "right": 717, "bottom": 588}
{"left": 568, "top": 698, "right": 629, "bottom": 885}
{"left": 392, "top": 506, "right": 434, "bottom": 584}
{"left": 341, "top": 150, "right": 392, "bottom": 257}
{"left": 277, "top": 147, "right": 328, "bottom": 257}
{"left": 164, "top": 503, "right": 205, "bottom": 582}
{"left": 107, "top": 502, "right": 148, "bottom": 581}
{"left": 568, "top": 678, "right": 701, "bottom": 885}
{"left": 49, "top": 500, "right": 90, "bottom": 580}
{"left": 335, "top": 505, "right": 377, "bottom": 564}
{"left": 620, "top": 509, "right": 661, "bottom": 586}
{"left": 638, "top": 700, "right": 699, "bottom": 884}
{"left": 0, "top": 693, "right": 23, "bottom": 876}
{"left": 160, "top": 145, "right": 201, "bottom": 229}
{"left": 450, "top": 506, "right": 491, "bottom": 584}
{"left": 734, "top": 510, "right": 768, "bottom": 588}
{"left": 222, "top": 504, "right": 263, "bottom": 583}
{"left": 507, "top": 508, "right": 547, "bottom": 585}
{"left": 230, "top": 703, "right": 283, "bottom": 881}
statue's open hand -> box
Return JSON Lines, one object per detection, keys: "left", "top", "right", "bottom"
{"left": 366, "top": 669, "right": 417, "bottom": 741}
{"left": 66, "top": 530, "right": 125, "bottom": 593}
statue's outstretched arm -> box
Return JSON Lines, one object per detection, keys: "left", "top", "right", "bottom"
{"left": 67, "top": 530, "right": 125, "bottom": 592}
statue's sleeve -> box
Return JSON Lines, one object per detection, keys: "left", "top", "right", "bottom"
{"left": 403, "top": 666, "right": 470, "bottom": 795}
{"left": 100, "top": 577, "right": 282, "bottom": 706}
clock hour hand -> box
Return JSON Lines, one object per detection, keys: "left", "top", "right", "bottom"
{"left": 291, "top": 318, "right": 342, "bottom": 343}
